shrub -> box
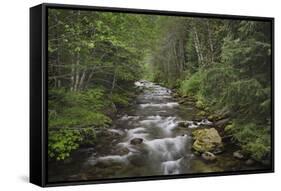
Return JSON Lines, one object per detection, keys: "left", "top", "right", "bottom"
{"left": 48, "top": 87, "right": 113, "bottom": 160}
{"left": 225, "top": 120, "right": 271, "bottom": 162}
{"left": 111, "top": 93, "right": 129, "bottom": 107}
{"left": 223, "top": 79, "right": 267, "bottom": 119}
{"left": 180, "top": 72, "right": 202, "bottom": 96}
{"left": 48, "top": 87, "right": 112, "bottom": 129}
{"left": 48, "top": 128, "right": 82, "bottom": 161}
{"left": 200, "top": 66, "right": 237, "bottom": 104}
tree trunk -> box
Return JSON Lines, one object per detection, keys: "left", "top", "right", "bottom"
{"left": 73, "top": 10, "right": 81, "bottom": 92}
{"left": 110, "top": 67, "right": 117, "bottom": 98}
{"left": 192, "top": 25, "right": 204, "bottom": 66}
{"left": 78, "top": 69, "right": 86, "bottom": 91}
{"left": 70, "top": 57, "right": 75, "bottom": 91}
{"left": 206, "top": 20, "right": 214, "bottom": 64}
{"left": 73, "top": 52, "right": 80, "bottom": 92}
{"left": 178, "top": 38, "right": 185, "bottom": 74}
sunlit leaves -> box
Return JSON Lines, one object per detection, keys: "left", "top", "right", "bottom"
{"left": 48, "top": 128, "right": 82, "bottom": 160}
{"left": 48, "top": 87, "right": 113, "bottom": 160}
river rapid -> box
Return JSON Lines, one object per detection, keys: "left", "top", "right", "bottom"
{"left": 48, "top": 80, "right": 266, "bottom": 182}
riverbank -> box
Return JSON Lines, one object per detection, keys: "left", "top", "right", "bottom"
{"left": 48, "top": 80, "right": 268, "bottom": 182}
{"left": 170, "top": 85, "right": 271, "bottom": 166}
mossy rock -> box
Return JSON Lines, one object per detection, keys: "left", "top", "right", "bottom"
{"left": 207, "top": 115, "right": 216, "bottom": 121}
{"left": 195, "top": 100, "right": 207, "bottom": 110}
{"left": 192, "top": 128, "right": 223, "bottom": 153}
{"left": 197, "top": 110, "right": 207, "bottom": 117}
{"left": 208, "top": 114, "right": 222, "bottom": 122}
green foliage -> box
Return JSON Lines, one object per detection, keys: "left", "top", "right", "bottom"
{"left": 48, "top": 128, "right": 82, "bottom": 160}
{"left": 225, "top": 121, "right": 271, "bottom": 161}
{"left": 48, "top": 127, "right": 97, "bottom": 160}
{"left": 180, "top": 72, "right": 202, "bottom": 96}
{"left": 48, "top": 9, "right": 156, "bottom": 91}
{"left": 243, "top": 137, "right": 271, "bottom": 161}
{"left": 224, "top": 79, "right": 269, "bottom": 118}
{"left": 47, "top": 10, "right": 157, "bottom": 161}
{"left": 47, "top": 10, "right": 272, "bottom": 163}
{"left": 142, "top": 62, "right": 155, "bottom": 81}
{"left": 148, "top": 17, "right": 272, "bottom": 162}
{"left": 195, "top": 97, "right": 209, "bottom": 111}
{"left": 111, "top": 93, "right": 130, "bottom": 107}
{"left": 48, "top": 88, "right": 112, "bottom": 129}
{"left": 80, "top": 127, "right": 97, "bottom": 146}
{"left": 49, "top": 107, "right": 111, "bottom": 128}
{"left": 48, "top": 88, "right": 112, "bottom": 160}
{"left": 200, "top": 66, "right": 237, "bottom": 105}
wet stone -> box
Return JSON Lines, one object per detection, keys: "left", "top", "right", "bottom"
{"left": 201, "top": 152, "right": 217, "bottom": 162}
{"left": 130, "top": 138, "right": 144, "bottom": 145}
{"left": 233, "top": 150, "right": 244, "bottom": 160}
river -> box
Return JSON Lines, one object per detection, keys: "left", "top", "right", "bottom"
{"left": 48, "top": 80, "right": 266, "bottom": 182}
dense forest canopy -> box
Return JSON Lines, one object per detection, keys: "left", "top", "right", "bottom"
{"left": 48, "top": 8, "right": 272, "bottom": 164}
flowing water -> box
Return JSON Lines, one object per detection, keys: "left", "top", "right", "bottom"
{"left": 48, "top": 80, "right": 267, "bottom": 182}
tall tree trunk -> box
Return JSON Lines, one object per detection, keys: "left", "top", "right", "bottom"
{"left": 70, "top": 57, "right": 75, "bottom": 91}
{"left": 73, "top": 52, "right": 80, "bottom": 91}
{"left": 173, "top": 40, "right": 179, "bottom": 77}
{"left": 78, "top": 69, "right": 86, "bottom": 90}
{"left": 110, "top": 67, "right": 117, "bottom": 98}
{"left": 178, "top": 38, "right": 185, "bottom": 74}
{"left": 53, "top": 14, "right": 60, "bottom": 88}
{"left": 73, "top": 10, "right": 81, "bottom": 92}
{"left": 206, "top": 20, "right": 214, "bottom": 64}
{"left": 192, "top": 25, "right": 204, "bottom": 66}
{"left": 55, "top": 39, "right": 61, "bottom": 88}
{"left": 84, "top": 66, "right": 96, "bottom": 89}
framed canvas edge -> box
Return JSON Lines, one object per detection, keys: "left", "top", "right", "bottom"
{"left": 30, "top": 3, "right": 275, "bottom": 187}
{"left": 30, "top": 4, "right": 44, "bottom": 187}
{"left": 41, "top": 3, "right": 274, "bottom": 21}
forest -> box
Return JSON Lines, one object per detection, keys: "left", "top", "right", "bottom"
{"left": 47, "top": 8, "right": 272, "bottom": 176}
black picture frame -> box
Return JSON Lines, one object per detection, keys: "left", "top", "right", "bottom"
{"left": 30, "top": 3, "right": 274, "bottom": 187}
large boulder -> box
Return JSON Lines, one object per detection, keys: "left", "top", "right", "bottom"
{"left": 192, "top": 128, "right": 223, "bottom": 153}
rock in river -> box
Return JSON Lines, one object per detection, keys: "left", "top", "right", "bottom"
{"left": 201, "top": 152, "right": 217, "bottom": 161}
{"left": 233, "top": 150, "right": 244, "bottom": 159}
{"left": 130, "top": 138, "right": 143, "bottom": 145}
{"left": 192, "top": 128, "right": 223, "bottom": 153}
{"left": 177, "top": 121, "right": 190, "bottom": 128}
{"left": 116, "top": 147, "right": 130, "bottom": 155}
{"left": 245, "top": 159, "right": 255, "bottom": 166}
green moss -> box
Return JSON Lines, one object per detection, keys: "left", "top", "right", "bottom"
{"left": 192, "top": 128, "right": 223, "bottom": 153}
{"left": 197, "top": 110, "right": 207, "bottom": 116}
